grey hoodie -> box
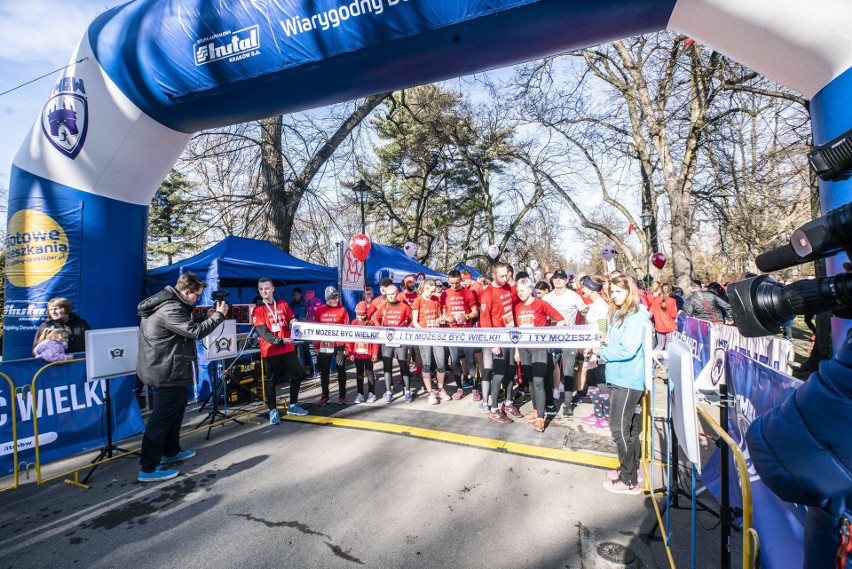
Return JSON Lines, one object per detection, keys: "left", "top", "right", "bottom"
{"left": 136, "top": 286, "right": 225, "bottom": 387}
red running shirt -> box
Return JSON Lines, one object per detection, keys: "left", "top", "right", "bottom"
{"left": 251, "top": 300, "right": 296, "bottom": 357}
{"left": 479, "top": 284, "right": 516, "bottom": 328}
{"left": 442, "top": 288, "right": 475, "bottom": 328}
{"left": 313, "top": 304, "right": 350, "bottom": 351}
{"left": 514, "top": 298, "right": 565, "bottom": 327}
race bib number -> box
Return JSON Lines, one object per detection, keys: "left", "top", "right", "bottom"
{"left": 502, "top": 313, "right": 514, "bottom": 327}
{"left": 320, "top": 341, "right": 335, "bottom": 354}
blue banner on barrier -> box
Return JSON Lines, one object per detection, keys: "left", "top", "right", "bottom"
{"left": 0, "top": 358, "right": 144, "bottom": 476}
{"left": 673, "top": 317, "right": 712, "bottom": 382}
{"left": 702, "top": 350, "right": 806, "bottom": 569}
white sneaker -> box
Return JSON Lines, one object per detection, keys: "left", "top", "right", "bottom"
{"left": 366, "top": 393, "right": 376, "bottom": 403}
{"left": 354, "top": 393, "right": 365, "bottom": 404}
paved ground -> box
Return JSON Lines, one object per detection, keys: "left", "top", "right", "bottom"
{"left": 0, "top": 374, "right": 742, "bottom": 569}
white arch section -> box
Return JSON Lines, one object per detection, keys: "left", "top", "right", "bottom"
{"left": 5, "top": 0, "right": 851, "bottom": 360}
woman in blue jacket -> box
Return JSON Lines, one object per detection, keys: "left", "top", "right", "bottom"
{"left": 587, "top": 275, "right": 650, "bottom": 495}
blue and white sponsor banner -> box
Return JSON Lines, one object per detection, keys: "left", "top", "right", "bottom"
{"left": 4, "top": 198, "right": 84, "bottom": 359}
{"left": 291, "top": 322, "right": 601, "bottom": 349}
{"left": 673, "top": 317, "right": 713, "bottom": 383}
{"left": 0, "top": 358, "right": 144, "bottom": 477}
{"left": 702, "top": 350, "right": 805, "bottom": 569}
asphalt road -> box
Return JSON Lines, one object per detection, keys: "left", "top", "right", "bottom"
{"left": 0, "top": 381, "right": 738, "bottom": 569}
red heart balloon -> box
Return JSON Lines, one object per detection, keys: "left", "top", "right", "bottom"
{"left": 349, "top": 234, "right": 371, "bottom": 262}
{"left": 651, "top": 252, "right": 667, "bottom": 269}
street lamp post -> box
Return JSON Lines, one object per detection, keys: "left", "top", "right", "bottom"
{"left": 640, "top": 209, "right": 653, "bottom": 287}
{"left": 352, "top": 179, "right": 369, "bottom": 235}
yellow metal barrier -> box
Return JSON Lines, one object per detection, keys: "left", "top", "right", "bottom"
{"left": 697, "top": 406, "right": 759, "bottom": 569}
{"left": 0, "top": 371, "right": 20, "bottom": 493}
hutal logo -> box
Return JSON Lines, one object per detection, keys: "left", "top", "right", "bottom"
{"left": 41, "top": 76, "right": 88, "bottom": 159}
{"left": 195, "top": 26, "right": 260, "bottom": 66}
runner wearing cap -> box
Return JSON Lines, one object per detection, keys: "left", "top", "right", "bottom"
{"left": 543, "top": 269, "right": 587, "bottom": 418}
{"left": 314, "top": 286, "right": 350, "bottom": 405}
{"left": 373, "top": 283, "right": 415, "bottom": 403}
{"left": 346, "top": 300, "right": 379, "bottom": 403}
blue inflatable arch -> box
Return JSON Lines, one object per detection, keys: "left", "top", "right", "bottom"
{"left": 5, "top": 0, "right": 852, "bottom": 358}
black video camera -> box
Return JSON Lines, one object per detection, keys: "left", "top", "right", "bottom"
{"left": 211, "top": 290, "right": 230, "bottom": 302}
{"left": 728, "top": 202, "right": 852, "bottom": 337}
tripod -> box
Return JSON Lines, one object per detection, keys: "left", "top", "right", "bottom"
{"left": 197, "top": 360, "right": 244, "bottom": 439}
{"left": 82, "top": 376, "right": 136, "bottom": 484}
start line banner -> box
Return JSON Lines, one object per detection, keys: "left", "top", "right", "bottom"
{"left": 291, "top": 322, "right": 601, "bottom": 349}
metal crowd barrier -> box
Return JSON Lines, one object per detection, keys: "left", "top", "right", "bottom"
{"left": 0, "top": 371, "right": 20, "bottom": 493}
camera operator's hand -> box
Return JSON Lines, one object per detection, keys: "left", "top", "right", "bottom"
{"left": 215, "top": 300, "right": 229, "bottom": 315}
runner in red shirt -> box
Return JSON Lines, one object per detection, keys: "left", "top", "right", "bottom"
{"left": 345, "top": 300, "right": 379, "bottom": 403}
{"left": 397, "top": 274, "right": 422, "bottom": 381}
{"left": 442, "top": 270, "right": 478, "bottom": 400}
{"left": 251, "top": 278, "right": 308, "bottom": 423}
{"left": 478, "top": 262, "right": 520, "bottom": 423}
{"left": 412, "top": 279, "right": 447, "bottom": 405}
{"left": 373, "top": 283, "right": 415, "bottom": 403}
{"left": 313, "top": 286, "right": 351, "bottom": 405}
{"left": 514, "top": 278, "right": 567, "bottom": 432}
{"left": 460, "top": 269, "right": 485, "bottom": 400}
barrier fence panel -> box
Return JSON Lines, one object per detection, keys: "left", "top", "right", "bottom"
{"left": 0, "top": 372, "right": 20, "bottom": 492}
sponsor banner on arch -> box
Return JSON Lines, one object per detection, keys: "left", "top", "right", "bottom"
{"left": 3, "top": 199, "right": 83, "bottom": 358}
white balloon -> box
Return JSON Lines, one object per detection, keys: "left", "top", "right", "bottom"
{"left": 403, "top": 241, "right": 416, "bottom": 258}
{"left": 601, "top": 245, "right": 616, "bottom": 262}
{"left": 487, "top": 244, "right": 500, "bottom": 259}
{"left": 529, "top": 259, "right": 539, "bottom": 270}
{"left": 534, "top": 270, "right": 543, "bottom": 281}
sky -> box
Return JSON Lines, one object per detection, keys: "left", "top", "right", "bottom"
{"left": 0, "top": 1, "right": 122, "bottom": 192}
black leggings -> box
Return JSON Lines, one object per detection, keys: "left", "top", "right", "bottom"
{"left": 518, "top": 348, "right": 548, "bottom": 416}
{"left": 490, "top": 348, "right": 516, "bottom": 410}
{"left": 354, "top": 358, "right": 376, "bottom": 395}
{"left": 318, "top": 347, "right": 347, "bottom": 398}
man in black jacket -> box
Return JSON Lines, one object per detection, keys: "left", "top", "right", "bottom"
{"left": 137, "top": 272, "right": 229, "bottom": 482}
{"left": 683, "top": 279, "right": 733, "bottom": 324}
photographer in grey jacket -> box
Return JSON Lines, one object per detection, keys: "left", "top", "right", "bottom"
{"left": 136, "top": 272, "right": 229, "bottom": 482}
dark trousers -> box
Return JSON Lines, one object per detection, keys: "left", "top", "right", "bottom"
{"left": 518, "top": 348, "right": 548, "bottom": 416}
{"left": 354, "top": 358, "right": 375, "bottom": 395}
{"left": 262, "top": 351, "right": 304, "bottom": 409}
{"left": 139, "top": 386, "right": 188, "bottom": 472}
{"left": 318, "top": 347, "right": 347, "bottom": 398}
{"left": 608, "top": 384, "right": 644, "bottom": 485}
{"left": 490, "top": 348, "right": 516, "bottom": 410}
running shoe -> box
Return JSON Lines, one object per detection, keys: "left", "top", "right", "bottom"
{"left": 606, "top": 469, "right": 645, "bottom": 483}
{"left": 477, "top": 402, "right": 490, "bottom": 414}
{"left": 428, "top": 392, "right": 438, "bottom": 405}
{"left": 438, "top": 389, "right": 451, "bottom": 401}
{"left": 461, "top": 377, "right": 473, "bottom": 389}
{"left": 138, "top": 466, "right": 179, "bottom": 483}
{"left": 161, "top": 450, "right": 196, "bottom": 464}
{"left": 339, "top": 396, "right": 348, "bottom": 405}
{"left": 384, "top": 391, "right": 393, "bottom": 404}
{"left": 545, "top": 404, "right": 557, "bottom": 416}
{"left": 366, "top": 393, "right": 377, "bottom": 403}
{"left": 562, "top": 403, "right": 574, "bottom": 418}
{"left": 404, "top": 390, "right": 414, "bottom": 403}
{"left": 602, "top": 479, "right": 640, "bottom": 495}
{"left": 318, "top": 396, "right": 330, "bottom": 406}
{"left": 590, "top": 417, "right": 610, "bottom": 431}
{"left": 452, "top": 389, "right": 464, "bottom": 400}
{"left": 502, "top": 403, "right": 522, "bottom": 418}
{"left": 269, "top": 408, "right": 281, "bottom": 424}
{"left": 532, "top": 418, "right": 545, "bottom": 433}
{"left": 525, "top": 409, "right": 539, "bottom": 423}
{"left": 488, "top": 410, "right": 513, "bottom": 424}
{"left": 571, "top": 393, "right": 585, "bottom": 405}
{"left": 471, "top": 389, "right": 481, "bottom": 401}
{"left": 354, "top": 393, "right": 365, "bottom": 404}
{"left": 287, "top": 403, "right": 309, "bottom": 416}
{"left": 579, "top": 413, "right": 598, "bottom": 425}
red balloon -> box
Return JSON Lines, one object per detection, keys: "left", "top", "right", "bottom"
{"left": 651, "top": 252, "right": 667, "bottom": 269}
{"left": 684, "top": 38, "right": 695, "bottom": 46}
{"left": 349, "top": 234, "right": 371, "bottom": 262}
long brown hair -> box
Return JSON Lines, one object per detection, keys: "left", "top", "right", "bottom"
{"left": 607, "top": 275, "right": 640, "bottom": 328}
